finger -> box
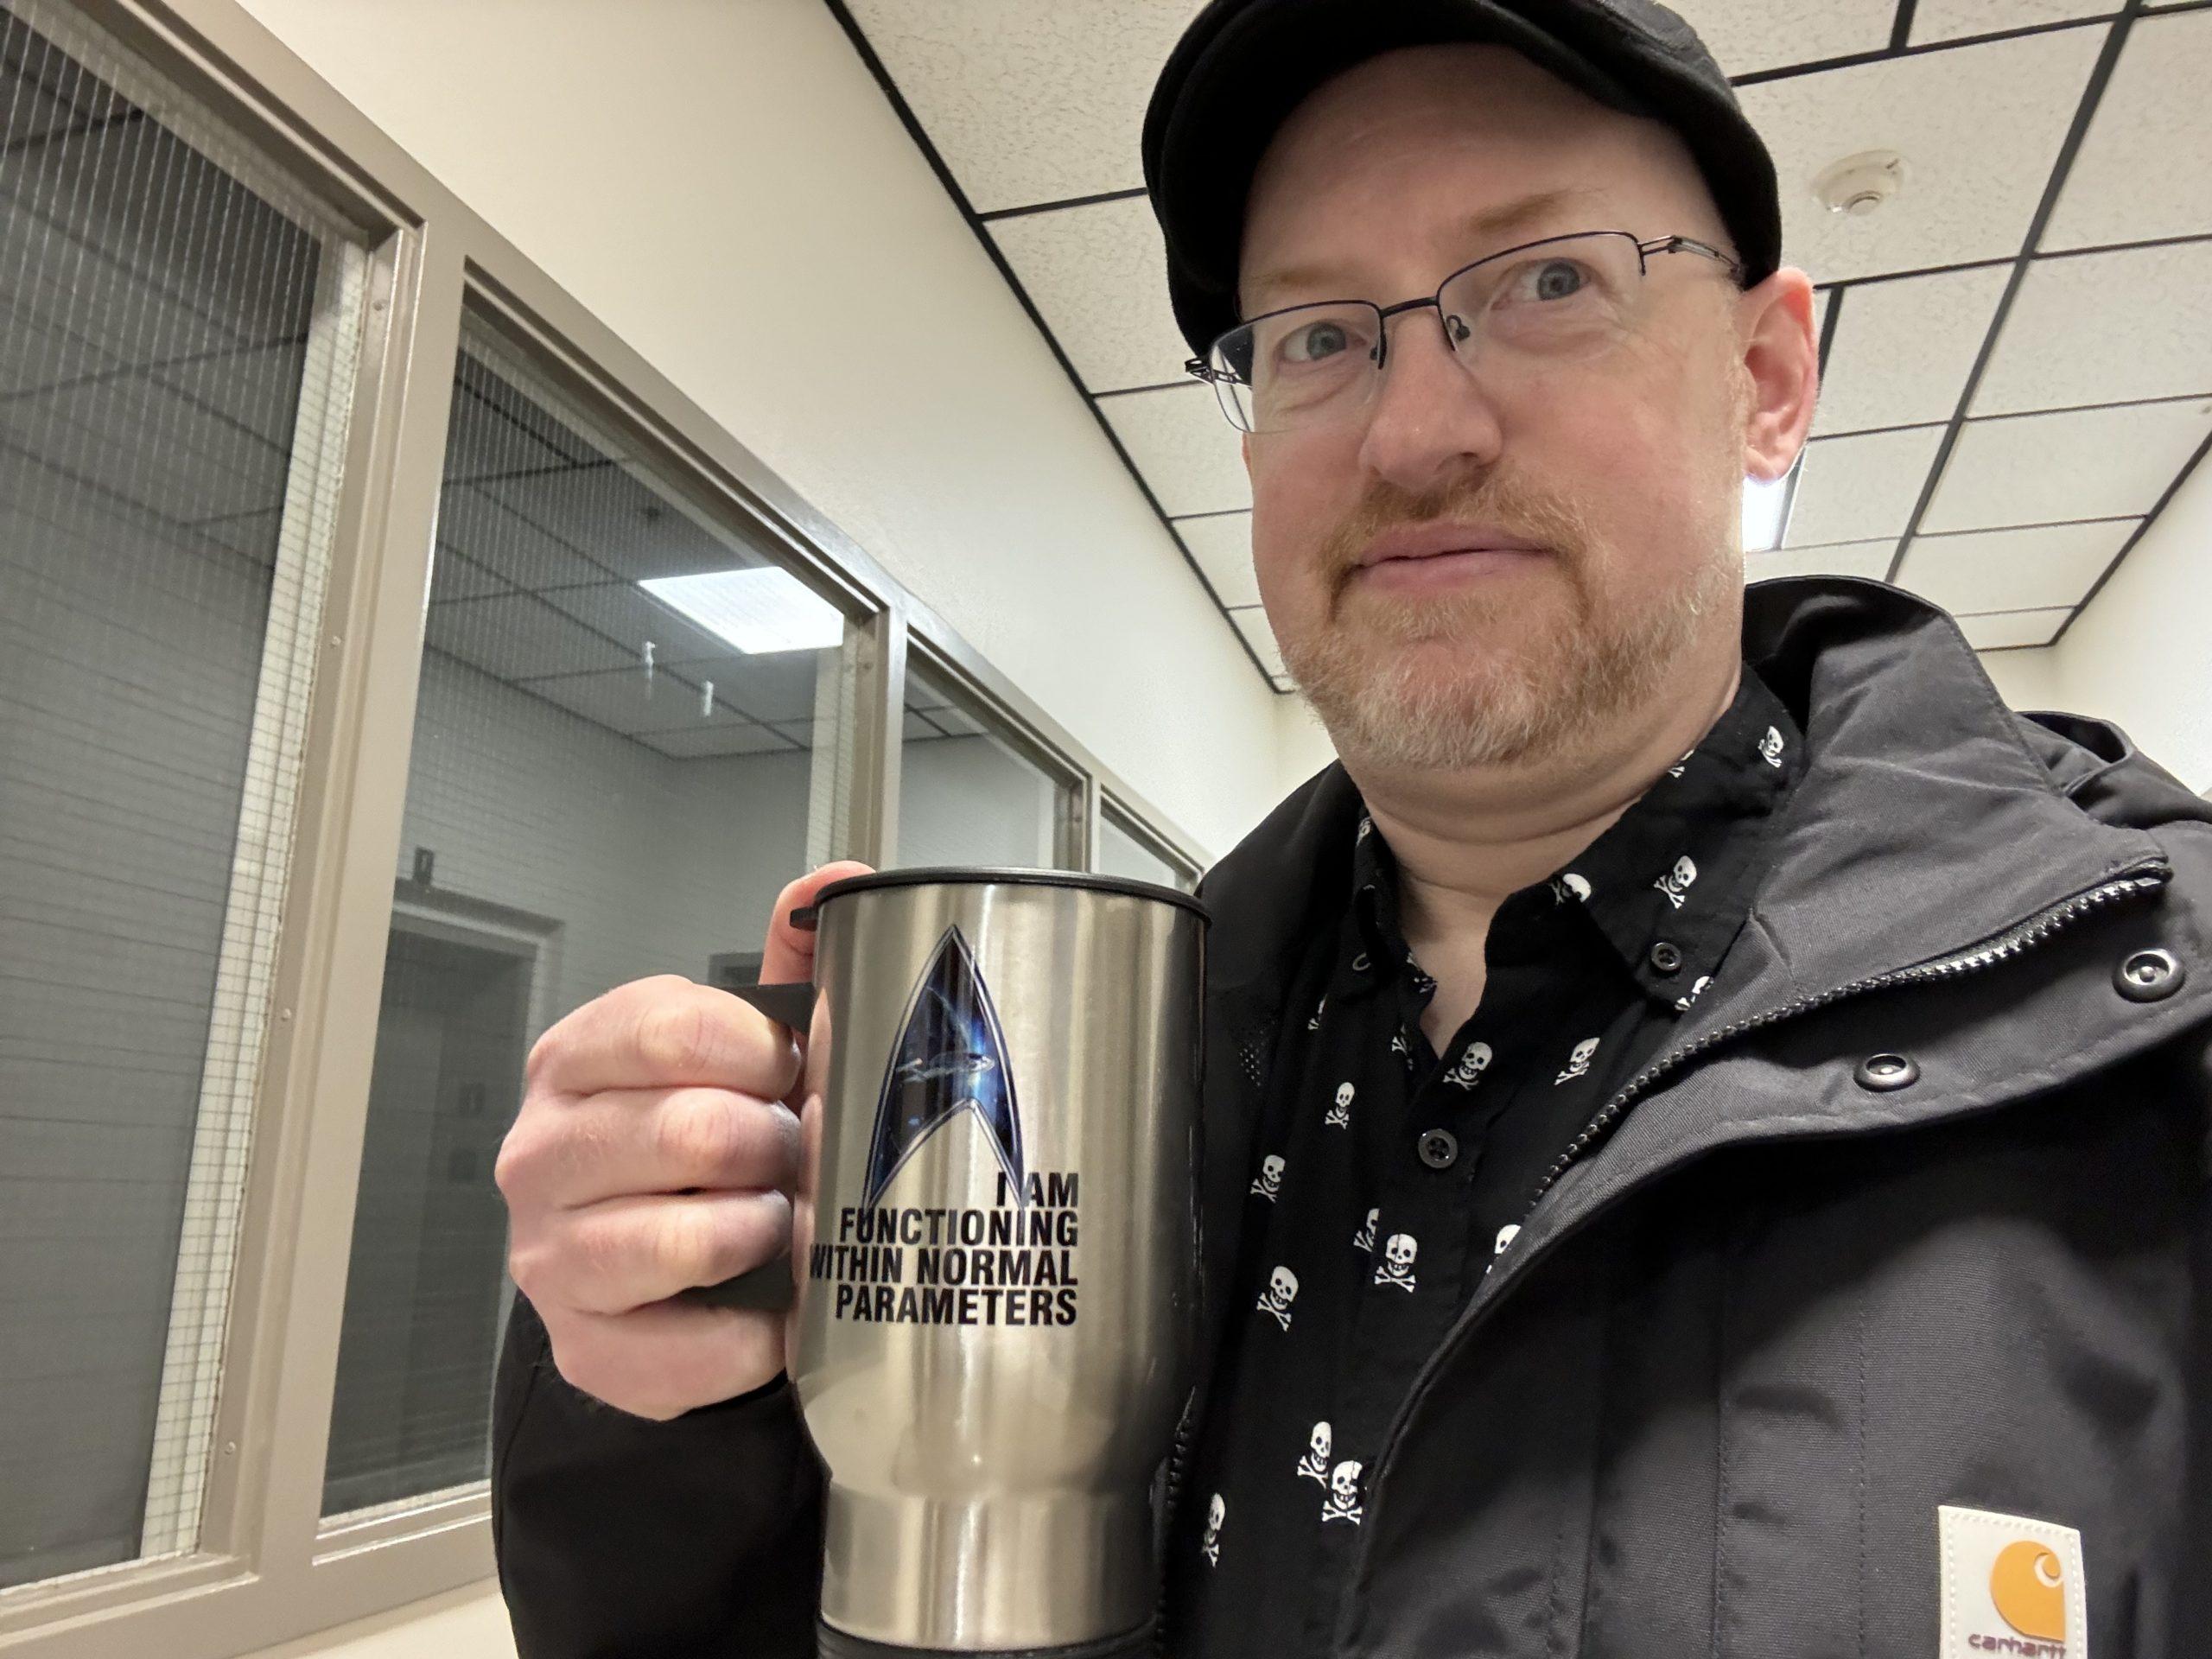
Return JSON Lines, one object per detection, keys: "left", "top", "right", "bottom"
{"left": 759, "top": 861, "right": 873, "bottom": 995}
{"left": 528, "top": 975, "right": 798, "bottom": 1101}
{"left": 518, "top": 1087, "right": 800, "bottom": 1210}
{"left": 543, "top": 1297, "right": 786, "bottom": 1421}
{"left": 550, "top": 1187, "right": 793, "bottom": 1315}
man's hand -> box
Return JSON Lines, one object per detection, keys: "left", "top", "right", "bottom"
{"left": 494, "top": 861, "right": 870, "bottom": 1419}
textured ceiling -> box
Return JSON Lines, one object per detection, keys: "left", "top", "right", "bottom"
{"left": 833, "top": 0, "right": 2212, "bottom": 688}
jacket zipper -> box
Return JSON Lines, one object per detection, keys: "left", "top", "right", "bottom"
{"left": 1335, "top": 853, "right": 2173, "bottom": 1651}
{"left": 1152, "top": 1399, "right": 1198, "bottom": 1653}
{"left": 1525, "top": 856, "right": 2174, "bottom": 1208}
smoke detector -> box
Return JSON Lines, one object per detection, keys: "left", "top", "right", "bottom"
{"left": 1812, "top": 149, "right": 1906, "bottom": 217}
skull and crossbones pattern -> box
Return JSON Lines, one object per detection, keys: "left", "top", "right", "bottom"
{"left": 1351, "top": 1207, "right": 1378, "bottom": 1253}
{"left": 1674, "top": 973, "right": 1713, "bottom": 1014}
{"left": 1200, "top": 1493, "right": 1225, "bottom": 1565}
{"left": 1307, "top": 994, "right": 1325, "bottom": 1031}
{"left": 1296, "top": 1421, "right": 1332, "bottom": 1485}
{"left": 1372, "top": 1231, "right": 1418, "bottom": 1292}
{"left": 1322, "top": 1460, "right": 1365, "bottom": 1525}
{"left": 1551, "top": 871, "right": 1592, "bottom": 905}
{"left": 1324, "top": 1079, "right": 1354, "bottom": 1128}
{"left": 1555, "top": 1035, "right": 1600, "bottom": 1085}
{"left": 1443, "top": 1039, "right": 1492, "bottom": 1090}
{"left": 1249, "top": 1154, "right": 1284, "bottom": 1201}
{"left": 1653, "top": 854, "right": 1698, "bottom": 909}
{"left": 1257, "top": 1263, "right": 1300, "bottom": 1330}
{"left": 1758, "top": 724, "right": 1786, "bottom": 767}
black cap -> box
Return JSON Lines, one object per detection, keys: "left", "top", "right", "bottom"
{"left": 1141, "top": 0, "right": 1783, "bottom": 359}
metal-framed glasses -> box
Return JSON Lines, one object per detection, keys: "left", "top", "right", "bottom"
{"left": 1185, "top": 231, "right": 1745, "bottom": 435}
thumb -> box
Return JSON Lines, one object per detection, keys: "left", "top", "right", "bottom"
{"left": 760, "top": 861, "right": 873, "bottom": 989}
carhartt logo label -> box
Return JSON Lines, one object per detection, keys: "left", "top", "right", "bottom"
{"left": 1939, "top": 1505, "right": 2088, "bottom": 1658}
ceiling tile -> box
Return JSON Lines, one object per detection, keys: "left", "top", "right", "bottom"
{"left": 423, "top": 592, "right": 632, "bottom": 682}
{"left": 477, "top": 461, "right": 754, "bottom": 585}
{"left": 1744, "top": 538, "right": 1897, "bottom": 580}
{"left": 428, "top": 544, "right": 513, "bottom": 604}
{"left": 1738, "top": 27, "right": 2103, "bottom": 283}
{"left": 1097, "top": 384, "right": 1249, "bottom": 516}
{"left": 0, "top": 371, "right": 289, "bottom": 527}
{"left": 1955, "top": 606, "right": 2074, "bottom": 647}
{"left": 1782, "top": 425, "right": 1948, "bottom": 546}
{"left": 1812, "top": 264, "right": 2011, "bottom": 435}
{"left": 524, "top": 664, "right": 721, "bottom": 736}
{"left": 652, "top": 645, "right": 829, "bottom": 724}
{"left": 1671, "top": 0, "right": 1896, "bottom": 73}
{"left": 1228, "top": 606, "right": 1287, "bottom": 677}
{"left": 1173, "top": 512, "right": 1259, "bottom": 607}
{"left": 539, "top": 579, "right": 739, "bottom": 665}
{"left": 2043, "top": 10, "right": 2212, "bottom": 250}
{"left": 1910, "top": 0, "right": 2117, "bottom": 46}
{"left": 1921, "top": 397, "right": 2212, "bottom": 529}
{"left": 1893, "top": 518, "right": 2135, "bottom": 612}
{"left": 435, "top": 483, "right": 608, "bottom": 592}
{"left": 990, "top": 196, "right": 1187, "bottom": 391}
{"left": 641, "top": 720, "right": 801, "bottom": 759}
{"left": 1971, "top": 241, "right": 2212, "bottom": 415}
{"left": 842, "top": 0, "right": 1202, "bottom": 212}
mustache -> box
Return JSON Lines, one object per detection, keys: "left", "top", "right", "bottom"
{"left": 1319, "top": 474, "right": 1595, "bottom": 580}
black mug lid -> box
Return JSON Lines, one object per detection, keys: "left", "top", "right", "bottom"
{"left": 791, "top": 866, "right": 1211, "bottom": 931}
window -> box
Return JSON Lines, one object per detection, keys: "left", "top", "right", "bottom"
{"left": 0, "top": 1, "right": 1200, "bottom": 1643}
{"left": 0, "top": 0, "right": 367, "bottom": 1589}
{"left": 320, "top": 323, "right": 858, "bottom": 1516}
{"left": 1097, "top": 801, "right": 1198, "bottom": 893}
{"left": 898, "top": 658, "right": 1078, "bottom": 869}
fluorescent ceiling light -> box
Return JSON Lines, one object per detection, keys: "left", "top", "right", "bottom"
{"left": 640, "top": 568, "right": 843, "bottom": 654}
{"left": 1742, "top": 461, "right": 1797, "bottom": 554}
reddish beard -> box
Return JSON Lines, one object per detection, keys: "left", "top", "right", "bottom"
{"left": 1277, "top": 469, "right": 1733, "bottom": 771}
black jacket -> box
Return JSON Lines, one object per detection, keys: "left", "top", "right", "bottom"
{"left": 493, "top": 575, "right": 2212, "bottom": 1656}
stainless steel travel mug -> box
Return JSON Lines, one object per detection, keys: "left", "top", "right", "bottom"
{"left": 727, "top": 867, "right": 1208, "bottom": 1659}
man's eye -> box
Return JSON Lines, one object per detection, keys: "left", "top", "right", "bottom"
{"left": 1281, "top": 320, "right": 1353, "bottom": 364}
{"left": 1510, "top": 257, "right": 1592, "bottom": 303}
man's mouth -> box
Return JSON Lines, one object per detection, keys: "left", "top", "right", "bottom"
{"left": 1356, "top": 524, "right": 1548, "bottom": 567}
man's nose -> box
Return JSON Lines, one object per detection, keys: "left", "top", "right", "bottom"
{"left": 1354, "top": 307, "right": 1507, "bottom": 493}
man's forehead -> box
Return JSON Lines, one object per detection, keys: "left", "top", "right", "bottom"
{"left": 1242, "top": 182, "right": 1617, "bottom": 309}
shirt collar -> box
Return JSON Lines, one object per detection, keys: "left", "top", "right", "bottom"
{"left": 1334, "top": 660, "right": 1806, "bottom": 1013}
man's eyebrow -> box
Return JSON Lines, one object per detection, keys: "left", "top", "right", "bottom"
{"left": 1243, "top": 186, "right": 1611, "bottom": 310}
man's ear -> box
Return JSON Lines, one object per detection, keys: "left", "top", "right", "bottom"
{"left": 1737, "top": 268, "right": 1819, "bottom": 482}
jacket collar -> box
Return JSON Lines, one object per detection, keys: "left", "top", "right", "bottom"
{"left": 1203, "top": 575, "right": 2202, "bottom": 1026}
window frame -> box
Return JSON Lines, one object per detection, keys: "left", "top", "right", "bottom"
{"left": 0, "top": 0, "right": 1212, "bottom": 1652}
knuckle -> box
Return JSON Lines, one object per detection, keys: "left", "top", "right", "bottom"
{"left": 634, "top": 994, "right": 719, "bottom": 1080}
{"left": 657, "top": 1091, "right": 748, "bottom": 1180}
{"left": 650, "top": 1204, "right": 714, "bottom": 1287}
{"left": 492, "top": 1114, "right": 546, "bottom": 1201}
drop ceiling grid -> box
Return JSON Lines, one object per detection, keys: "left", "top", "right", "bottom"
{"left": 831, "top": 0, "right": 2212, "bottom": 676}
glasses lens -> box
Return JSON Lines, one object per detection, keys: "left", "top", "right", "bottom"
{"left": 1438, "top": 232, "right": 1643, "bottom": 361}
{"left": 1211, "top": 303, "right": 1381, "bottom": 434}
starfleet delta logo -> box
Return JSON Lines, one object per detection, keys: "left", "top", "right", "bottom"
{"left": 863, "top": 923, "right": 1022, "bottom": 1207}
{"left": 807, "top": 924, "right": 1083, "bottom": 1329}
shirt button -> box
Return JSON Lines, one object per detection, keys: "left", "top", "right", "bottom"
{"left": 1416, "top": 1128, "right": 1459, "bottom": 1170}
{"left": 1649, "top": 939, "right": 1684, "bottom": 975}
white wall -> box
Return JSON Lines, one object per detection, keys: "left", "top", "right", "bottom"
{"left": 2034, "top": 450, "right": 2211, "bottom": 793}
{"left": 230, "top": 0, "right": 1281, "bottom": 865}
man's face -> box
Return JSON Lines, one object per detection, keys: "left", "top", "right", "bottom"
{"left": 1238, "top": 44, "right": 1794, "bottom": 773}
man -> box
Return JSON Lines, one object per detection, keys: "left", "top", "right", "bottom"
{"left": 491, "top": 3, "right": 2212, "bottom": 1655}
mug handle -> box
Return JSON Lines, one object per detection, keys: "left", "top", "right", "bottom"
{"left": 677, "top": 963, "right": 818, "bottom": 1313}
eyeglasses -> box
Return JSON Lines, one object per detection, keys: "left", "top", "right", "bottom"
{"left": 1185, "top": 230, "right": 1745, "bottom": 435}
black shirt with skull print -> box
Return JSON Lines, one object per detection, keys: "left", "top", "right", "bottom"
{"left": 1177, "top": 660, "right": 1806, "bottom": 1648}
